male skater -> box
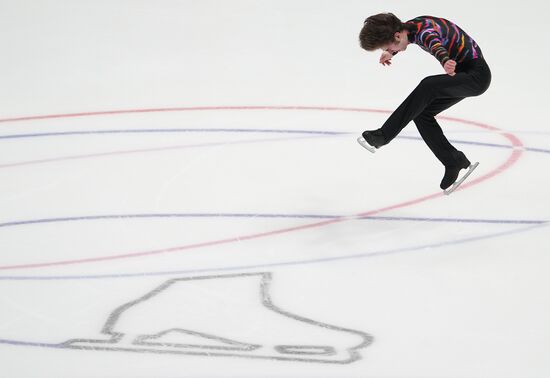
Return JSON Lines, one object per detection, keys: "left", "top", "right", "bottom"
{"left": 357, "top": 13, "right": 491, "bottom": 193}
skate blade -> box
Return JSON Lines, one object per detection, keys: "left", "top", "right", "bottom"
{"left": 443, "top": 162, "right": 479, "bottom": 195}
{"left": 357, "top": 137, "right": 376, "bottom": 153}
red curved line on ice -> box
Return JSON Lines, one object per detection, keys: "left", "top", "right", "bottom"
{"left": 0, "top": 106, "right": 523, "bottom": 270}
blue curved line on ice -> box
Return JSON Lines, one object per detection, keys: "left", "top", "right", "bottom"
{"left": 0, "top": 128, "right": 546, "bottom": 281}
{"left": 0, "top": 222, "right": 546, "bottom": 281}
{"left": 0, "top": 221, "right": 543, "bottom": 351}
{"left": 1, "top": 128, "right": 549, "bottom": 154}
{"left": 0, "top": 213, "right": 545, "bottom": 229}
{"left": 0, "top": 129, "right": 346, "bottom": 139}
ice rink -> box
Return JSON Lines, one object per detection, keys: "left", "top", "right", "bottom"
{"left": 1, "top": 1, "right": 549, "bottom": 377}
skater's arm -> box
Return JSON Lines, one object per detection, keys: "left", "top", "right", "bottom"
{"left": 418, "top": 30, "right": 451, "bottom": 66}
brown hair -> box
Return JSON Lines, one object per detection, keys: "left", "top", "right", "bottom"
{"left": 359, "top": 13, "right": 405, "bottom": 51}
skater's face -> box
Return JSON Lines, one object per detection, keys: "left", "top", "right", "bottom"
{"left": 381, "top": 30, "right": 409, "bottom": 54}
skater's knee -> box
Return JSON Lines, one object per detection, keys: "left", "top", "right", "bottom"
{"left": 417, "top": 76, "right": 439, "bottom": 91}
{"left": 413, "top": 111, "right": 434, "bottom": 125}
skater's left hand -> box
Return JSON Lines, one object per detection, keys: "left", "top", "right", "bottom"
{"left": 444, "top": 60, "right": 456, "bottom": 76}
{"left": 379, "top": 51, "right": 393, "bottom": 66}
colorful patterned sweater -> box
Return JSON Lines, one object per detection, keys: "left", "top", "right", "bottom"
{"left": 404, "top": 16, "right": 483, "bottom": 65}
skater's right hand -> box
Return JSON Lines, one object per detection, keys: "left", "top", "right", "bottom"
{"left": 379, "top": 51, "right": 393, "bottom": 66}
{"left": 444, "top": 59, "right": 456, "bottom": 76}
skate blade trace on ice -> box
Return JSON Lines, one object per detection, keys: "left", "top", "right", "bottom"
{"left": 60, "top": 272, "right": 373, "bottom": 364}
{"left": 443, "top": 162, "right": 479, "bottom": 195}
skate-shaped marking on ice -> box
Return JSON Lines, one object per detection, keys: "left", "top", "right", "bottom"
{"left": 60, "top": 272, "right": 373, "bottom": 364}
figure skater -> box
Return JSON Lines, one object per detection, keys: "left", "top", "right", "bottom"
{"left": 357, "top": 13, "right": 491, "bottom": 193}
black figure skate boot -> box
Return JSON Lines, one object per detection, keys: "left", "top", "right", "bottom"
{"left": 440, "top": 151, "right": 479, "bottom": 194}
{"left": 357, "top": 129, "right": 386, "bottom": 153}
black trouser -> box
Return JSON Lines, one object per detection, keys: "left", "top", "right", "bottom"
{"left": 380, "top": 58, "right": 492, "bottom": 166}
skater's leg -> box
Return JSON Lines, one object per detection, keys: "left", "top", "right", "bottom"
{"left": 360, "top": 77, "right": 451, "bottom": 150}
{"left": 372, "top": 58, "right": 491, "bottom": 143}
{"left": 379, "top": 73, "right": 482, "bottom": 143}
{"left": 414, "top": 97, "right": 476, "bottom": 189}
{"left": 414, "top": 97, "right": 465, "bottom": 166}
{"left": 360, "top": 58, "right": 490, "bottom": 151}
{"left": 359, "top": 59, "right": 491, "bottom": 189}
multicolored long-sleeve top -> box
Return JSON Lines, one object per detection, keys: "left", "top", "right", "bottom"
{"left": 404, "top": 16, "right": 483, "bottom": 65}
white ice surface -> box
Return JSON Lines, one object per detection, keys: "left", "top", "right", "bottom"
{"left": 1, "top": 1, "right": 549, "bottom": 377}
